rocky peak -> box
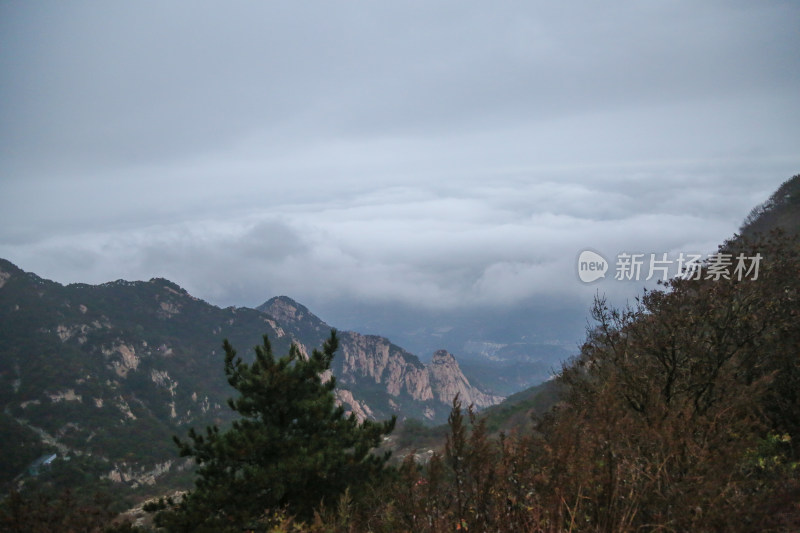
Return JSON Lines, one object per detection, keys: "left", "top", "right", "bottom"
{"left": 328, "top": 331, "right": 504, "bottom": 421}
{"left": 0, "top": 258, "right": 50, "bottom": 290}
{"left": 432, "top": 349, "right": 457, "bottom": 365}
{"left": 149, "top": 278, "right": 189, "bottom": 294}
{"left": 427, "top": 349, "right": 504, "bottom": 409}
{"left": 258, "top": 296, "right": 319, "bottom": 327}
{"left": 0, "top": 258, "right": 23, "bottom": 277}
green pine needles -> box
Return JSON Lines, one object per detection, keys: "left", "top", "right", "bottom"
{"left": 151, "top": 330, "right": 396, "bottom": 532}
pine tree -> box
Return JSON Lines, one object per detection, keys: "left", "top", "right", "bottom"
{"left": 152, "top": 330, "right": 395, "bottom": 532}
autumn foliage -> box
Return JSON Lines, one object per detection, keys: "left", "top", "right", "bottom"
{"left": 312, "top": 231, "right": 800, "bottom": 532}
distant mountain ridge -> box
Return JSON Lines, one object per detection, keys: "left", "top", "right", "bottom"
{"left": 0, "top": 260, "right": 501, "bottom": 499}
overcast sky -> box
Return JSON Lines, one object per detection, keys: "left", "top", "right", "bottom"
{"left": 1, "top": 1, "right": 799, "bottom": 327}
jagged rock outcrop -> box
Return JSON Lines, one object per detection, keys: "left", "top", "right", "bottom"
{"left": 258, "top": 296, "right": 505, "bottom": 419}
{"left": 428, "top": 350, "right": 504, "bottom": 408}
{"left": 338, "top": 333, "right": 502, "bottom": 409}
{"left": 334, "top": 389, "right": 374, "bottom": 422}
{"left": 338, "top": 332, "right": 429, "bottom": 398}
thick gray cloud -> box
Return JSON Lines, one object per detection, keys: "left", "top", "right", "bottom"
{"left": 1, "top": 1, "right": 798, "bottom": 343}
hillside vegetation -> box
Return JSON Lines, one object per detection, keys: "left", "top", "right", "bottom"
{"left": 341, "top": 227, "right": 798, "bottom": 532}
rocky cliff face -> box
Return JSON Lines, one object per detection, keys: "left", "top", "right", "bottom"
{"left": 262, "top": 296, "right": 323, "bottom": 331}
{"left": 428, "top": 349, "right": 504, "bottom": 408}
{"left": 337, "top": 332, "right": 428, "bottom": 398}
{"left": 338, "top": 334, "right": 503, "bottom": 409}
{"left": 259, "top": 297, "right": 504, "bottom": 421}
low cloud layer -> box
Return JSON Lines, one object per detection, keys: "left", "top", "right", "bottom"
{"left": 0, "top": 168, "right": 780, "bottom": 313}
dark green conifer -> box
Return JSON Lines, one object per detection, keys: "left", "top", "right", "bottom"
{"left": 153, "top": 330, "right": 395, "bottom": 532}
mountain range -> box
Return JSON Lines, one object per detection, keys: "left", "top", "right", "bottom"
{"left": 0, "top": 261, "right": 502, "bottom": 498}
